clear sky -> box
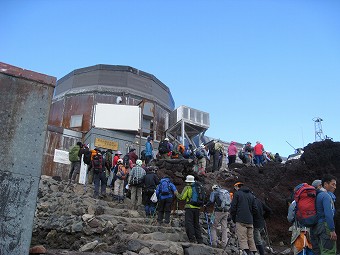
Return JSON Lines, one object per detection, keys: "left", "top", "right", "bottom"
{"left": 1, "top": 0, "right": 339, "bottom": 157}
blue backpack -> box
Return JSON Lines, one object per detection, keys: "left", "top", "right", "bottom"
{"left": 160, "top": 179, "right": 172, "bottom": 195}
{"left": 189, "top": 182, "right": 206, "bottom": 207}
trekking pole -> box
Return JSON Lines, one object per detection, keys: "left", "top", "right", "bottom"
{"left": 264, "top": 220, "right": 273, "bottom": 253}
{"left": 204, "top": 211, "right": 212, "bottom": 246}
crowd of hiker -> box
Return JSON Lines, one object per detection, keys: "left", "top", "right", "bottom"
{"left": 67, "top": 139, "right": 336, "bottom": 255}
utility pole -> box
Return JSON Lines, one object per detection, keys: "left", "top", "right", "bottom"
{"left": 312, "top": 117, "right": 324, "bottom": 142}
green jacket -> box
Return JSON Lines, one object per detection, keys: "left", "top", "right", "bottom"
{"left": 177, "top": 183, "right": 200, "bottom": 209}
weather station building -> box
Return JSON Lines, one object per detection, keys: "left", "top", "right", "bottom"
{"left": 44, "top": 64, "right": 178, "bottom": 179}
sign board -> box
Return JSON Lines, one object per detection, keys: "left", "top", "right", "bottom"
{"left": 53, "top": 149, "right": 71, "bottom": 165}
{"left": 93, "top": 103, "right": 140, "bottom": 131}
{"left": 94, "top": 137, "right": 119, "bottom": 150}
{"left": 78, "top": 155, "right": 87, "bottom": 185}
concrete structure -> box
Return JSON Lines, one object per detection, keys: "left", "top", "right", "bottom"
{"left": 44, "top": 64, "right": 174, "bottom": 179}
{"left": 0, "top": 62, "right": 55, "bottom": 254}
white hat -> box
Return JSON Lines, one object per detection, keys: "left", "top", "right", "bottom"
{"left": 136, "top": 159, "right": 142, "bottom": 166}
{"left": 185, "top": 175, "right": 195, "bottom": 183}
{"left": 212, "top": 184, "right": 219, "bottom": 190}
{"left": 165, "top": 137, "right": 169, "bottom": 141}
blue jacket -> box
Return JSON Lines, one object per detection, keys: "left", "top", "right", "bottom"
{"left": 156, "top": 177, "right": 177, "bottom": 200}
{"left": 145, "top": 141, "right": 153, "bottom": 156}
{"left": 316, "top": 190, "right": 336, "bottom": 231}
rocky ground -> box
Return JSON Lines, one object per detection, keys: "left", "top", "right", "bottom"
{"left": 30, "top": 140, "right": 340, "bottom": 254}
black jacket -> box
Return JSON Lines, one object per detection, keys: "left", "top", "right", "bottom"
{"left": 253, "top": 197, "right": 272, "bottom": 228}
{"left": 230, "top": 186, "right": 258, "bottom": 224}
{"left": 144, "top": 172, "right": 159, "bottom": 191}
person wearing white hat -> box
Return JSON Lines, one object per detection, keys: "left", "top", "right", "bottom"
{"left": 177, "top": 175, "right": 203, "bottom": 244}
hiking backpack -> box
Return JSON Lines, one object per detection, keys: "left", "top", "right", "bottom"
{"left": 92, "top": 153, "right": 103, "bottom": 174}
{"left": 123, "top": 154, "right": 130, "bottom": 168}
{"left": 294, "top": 183, "right": 318, "bottom": 227}
{"left": 83, "top": 148, "right": 92, "bottom": 165}
{"left": 195, "top": 150, "right": 204, "bottom": 159}
{"left": 158, "top": 140, "right": 169, "bottom": 154}
{"left": 116, "top": 165, "right": 128, "bottom": 180}
{"left": 69, "top": 145, "right": 80, "bottom": 162}
{"left": 140, "top": 150, "right": 146, "bottom": 161}
{"left": 215, "top": 189, "right": 231, "bottom": 211}
{"left": 189, "top": 182, "right": 206, "bottom": 207}
{"left": 159, "top": 179, "right": 172, "bottom": 195}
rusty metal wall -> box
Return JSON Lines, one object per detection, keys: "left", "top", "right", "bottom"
{"left": 0, "top": 62, "right": 55, "bottom": 254}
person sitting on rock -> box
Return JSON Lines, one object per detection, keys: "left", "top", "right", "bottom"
{"left": 156, "top": 175, "right": 178, "bottom": 225}
{"left": 176, "top": 175, "right": 203, "bottom": 244}
{"left": 143, "top": 166, "right": 159, "bottom": 217}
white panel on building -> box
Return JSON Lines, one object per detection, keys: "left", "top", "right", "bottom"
{"left": 93, "top": 104, "right": 141, "bottom": 131}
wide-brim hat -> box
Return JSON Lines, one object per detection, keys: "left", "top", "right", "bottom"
{"left": 185, "top": 175, "right": 195, "bottom": 183}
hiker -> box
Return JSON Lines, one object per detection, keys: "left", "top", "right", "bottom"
{"left": 113, "top": 159, "right": 128, "bottom": 203}
{"left": 253, "top": 196, "right": 272, "bottom": 255}
{"left": 212, "top": 141, "right": 224, "bottom": 172}
{"left": 287, "top": 197, "right": 313, "bottom": 255}
{"left": 311, "top": 174, "right": 337, "bottom": 255}
{"left": 158, "top": 138, "right": 171, "bottom": 159}
{"left": 92, "top": 148, "right": 107, "bottom": 199}
{"left": 143, "top": 166, "right": 159, "bottom": 217}
{"left": 113, "top": 150, "right": 123, "bottom": 167}
{"left": 103, "top": 149, "right": 113, "bottom": 170}
{"left": 177, "top": 175, "right": 203, "bottom": 244}
{"left": 243, "top": 142, "right": 254, "bottom": 166}
{"left": 68, "top": 141, "right": 83, "bottom": 184}
{"left": 128, "top": 148, "right": 138, "bottom": 165}
{"left": 228, "top": 141, "right": 238, "bottom": 167}
{"left": 128, "top": 159, "right": 146, "bottom": 210}
{"left": 230, "top": 182, "right": 258, "bottom": 255}
{"left": 196, "top": 144, "right": 208, "bottom": 176}
{"left": 274, "top": 153, "right": 282, "bottom": 163}
{"left": 254, "top": 141, "right": 264, "bottom": 167}
{"left": 156, "top": 175, "right": 178, "bottom": 225}
{"left": 145, "top": 136, "right": 154, "bottom": 165}
{"left": 204, "top": 184, "right": 231, "bottom": 248}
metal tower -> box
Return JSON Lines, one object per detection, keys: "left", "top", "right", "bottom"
{"left": 312, "top": 117, "right": 324, "bottom": 141}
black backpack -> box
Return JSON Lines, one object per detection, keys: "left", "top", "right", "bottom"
{"left": 123, "top": 154, "right": 130, "bottom": 168}
{"left": 158, "top": 140, "right": 169, "bottom": 154}
{"left": 189, "top": 182, "right": 206, "bottom": 207}
{"left": 140, "top": 150, "right": 146, "bottom": 161}
{"left": 83, "top": 149, "right": 92, "bottom": 165}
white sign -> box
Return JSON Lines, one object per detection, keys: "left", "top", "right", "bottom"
{"left": 78, "top": 155, "right": 88, "bottom": 185}
{"left": 53, "top": 149, "right": 71, "bottom": 165}
{"left": 93, "top": 103, "right": 141, "bottom": 131}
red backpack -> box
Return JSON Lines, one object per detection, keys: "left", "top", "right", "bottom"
{"left": 294, "top": 183, "right": 318, "bottom": 227}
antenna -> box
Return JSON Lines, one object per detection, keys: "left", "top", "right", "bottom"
{"left": 312, "top": 117, "right": 324, "bottom": 141}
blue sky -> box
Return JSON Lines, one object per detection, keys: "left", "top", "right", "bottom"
{"left": 1, "top": 0, "right": 339, "bottom": 157}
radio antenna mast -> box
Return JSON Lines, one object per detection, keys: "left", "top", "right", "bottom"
{"left": 312, "top": 117, "right": 324, "bottom": 141}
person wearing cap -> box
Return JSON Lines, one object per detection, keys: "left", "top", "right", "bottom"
{"left": 113, "top": 158, "right": 128, "bottom": 203}
{"left": 204, "top": 184, "right": 230, "bottom": 248}
{"left": 128, "top": 159, "right": 146, "bottom": 210}
{"left": 311, "top": 174, "right": 337, "bottom": 255}
{"left": 176, "top": 175, "right": 203, "bottom": 244}
{"left": 230, "top": 182, "right": 258, "bottom": 255}
{"left": 145, "top": 136, "right": 154, "bottom": 165}
{"left": 212, "top": 141, "right": 224, "bottom": 172}
{"left": 158, "top": 137, "right": 171, "bottom": 159}
{"left": 228, "top": 141, "right": 238, "bottom": 167}
{"left": 156, "top": 175, "right": 178, "bottom": 225}
{"left": 113, "top": 151, "right": 123, "bottom": 167}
